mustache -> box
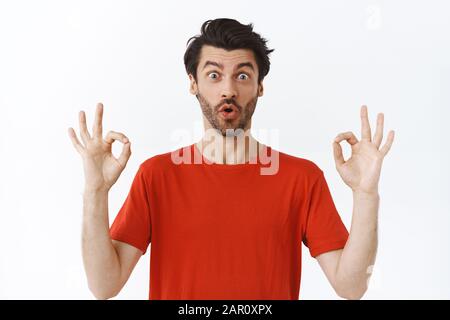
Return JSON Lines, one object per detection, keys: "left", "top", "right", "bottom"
{"left": 216, "top": 99, "right": 242, "bottom": 112}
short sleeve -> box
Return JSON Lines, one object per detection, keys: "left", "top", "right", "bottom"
{"left": 302, "top": 170, "right": 349, "bottom": 258}
{"left": 109, "top": 164, "right": 152, "bottom": 255}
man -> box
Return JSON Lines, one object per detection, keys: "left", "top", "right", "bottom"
{"left": 68, "top": 18, "right": 395, "bottom": 300}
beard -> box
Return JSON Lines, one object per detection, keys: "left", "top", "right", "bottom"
{"left": 196, "top": 92, "right": 258, "bottom": 136}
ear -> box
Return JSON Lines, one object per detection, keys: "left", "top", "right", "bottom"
{"left": 189, "top": 74, "right": 198, "bottom": 95}
{"left": 258, "top": 81, "right": 264, "bottom": 97}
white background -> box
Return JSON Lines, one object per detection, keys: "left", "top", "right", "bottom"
{"left": 0, "top": 0, "right": 449, "bottom": 299}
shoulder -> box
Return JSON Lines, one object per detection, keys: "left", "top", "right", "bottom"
{"left": 273, "top": 147, "right": 324, "bottom": 179}
{"left": 138, "top": 145, "right": 188, "bottom": 173}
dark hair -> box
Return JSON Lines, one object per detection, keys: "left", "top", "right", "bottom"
{"left": 184, "top": 18, "right": 275, "bottom": 84}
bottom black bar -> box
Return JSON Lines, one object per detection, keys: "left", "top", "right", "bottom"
{"left": 0, "top": 300, "right": 448, "bottom": 319}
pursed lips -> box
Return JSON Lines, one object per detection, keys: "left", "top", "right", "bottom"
{"left": 218, "top": 104, "right": 239, "bottom": 113}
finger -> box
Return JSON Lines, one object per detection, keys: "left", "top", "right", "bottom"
{"left": 79, "top": 110, "right": 91, "bottom": 144}
{"left": 361, "top": 105, "right": 372, "bottom": 142}
{"left": 117, "top": 142, "right": 132, "bottom": 168}
{"left": 334, "top": 131, "right": 359, "bottom": 146}
{"left": 104, "top": 130, "right": 129, "bottom": 145}
{"left": 93, "top": 102, "right": 103, "bottom": 138}
{"left": 373, "top": 113, "right": 384, "bottom": 148}
{"left": 380, "top": 130, "right": 395, "bottom": 157}
{"left": 68, "top": 127, "right": 85, "bottom": 154}
{"left": 332, "top": 140, "right": 345, "bottom": 167}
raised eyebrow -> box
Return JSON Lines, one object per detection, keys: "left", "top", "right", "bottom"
{"left": 236, "top": 62, "right": 255, "bottom": 72}
{"left": 202, "top": 61, "right": 223, "bottom": 70}
{"left": 202, "top": 61, "right": 255, "bottom": 72}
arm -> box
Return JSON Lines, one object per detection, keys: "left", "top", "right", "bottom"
{"left": 82, "top": 189, "right": 119, "bottom": 299}
{"left": 69, "top": 102, "right": 139, "bottom": 299}
{"left": 82, "top": 190, "right": 142, "bottom": 299}
{"left": 316, "top": 191, "right": 379, "bottom": 300}
{"left": 317, "top": 105, "right": 394, "bottom": 299}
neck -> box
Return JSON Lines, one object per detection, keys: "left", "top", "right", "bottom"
{"left": 196, "top": 128, "right": 260, "bottom": 165}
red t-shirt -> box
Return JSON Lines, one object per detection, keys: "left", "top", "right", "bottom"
{"left": 109, "top": 143, "right": 349, "bottom": 300}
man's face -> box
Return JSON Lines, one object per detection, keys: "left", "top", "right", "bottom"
{"left": 189, "top": 45, "right": 264, "bottom": 136}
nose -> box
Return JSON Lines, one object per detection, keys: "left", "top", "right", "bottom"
{"left": 220, "top": 78, "right": 237, "bottom": 100}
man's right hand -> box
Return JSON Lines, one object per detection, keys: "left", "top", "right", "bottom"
{"left": 68, "top": 102, "right": 131, "bottom": 192}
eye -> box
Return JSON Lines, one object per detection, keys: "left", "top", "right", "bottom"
{"left": 238, "top": 73, "right": 249, "bottom": 80}
{"left": 208, "top": 72, "right": 219, "bottom": 79}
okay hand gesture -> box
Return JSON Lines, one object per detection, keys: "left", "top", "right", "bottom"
{"left": 332, "top": 105, "right": 395, "bottom": 195}
{"left": 68, "top": 103, "right": 131, "bottom": 192}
